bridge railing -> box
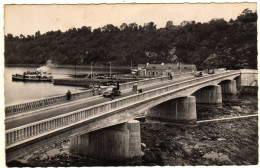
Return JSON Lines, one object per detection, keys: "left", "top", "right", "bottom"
{"left": 5, "top": 72, "right": 194, "bottom": 115}
{"left": 119, "top": 72, "right": 194, "bottom": 91}
{"left": 5, "top": 70, "right": 240, "bottom": 147}
{"left": 5, "top": 89, "right": 97, "bottom": 116}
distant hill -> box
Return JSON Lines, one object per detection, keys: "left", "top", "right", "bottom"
{"left": 4, "top": 9, "right": 257, "bottom": 70}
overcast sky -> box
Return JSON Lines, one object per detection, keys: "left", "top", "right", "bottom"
{"left": 4, "top": 3, "right": 257, "bottom": 36}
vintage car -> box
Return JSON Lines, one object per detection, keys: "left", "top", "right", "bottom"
{"left": 194, "top": 71, "right": 203, "bottom": 77}
{"left": 208, "top": 69, "right": 215, "bottom": 74}
{"left": 103, "top": 87, "right": 121, "bottom": 98}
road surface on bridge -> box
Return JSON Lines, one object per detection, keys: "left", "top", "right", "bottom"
{"left": 6, "top": 73, "right": 211, "bottom": 130}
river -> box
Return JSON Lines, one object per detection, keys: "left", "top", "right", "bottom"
{"left": 4, "top": 66, "right": 129, "bottom": 106}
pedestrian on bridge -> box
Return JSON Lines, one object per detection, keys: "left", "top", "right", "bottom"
{"left": 92, "top": 86, "right": 95, "bottom": 96}
{"left": 97, "top": 86, "right": 101, "bottom": 95}
{"left": 138, "top": 88, "right": 143, "bottom": 94}
{"left": 133, "top": 83, "right": 138, "bottom": 92}
{"left": 66, "top": 90, "right": 71, "bottom": 101}
{"left": 168, "top": 73, "right": 173, "bottom": 80}
{"left": 117, "top": 82, "right": 120, "bottom": 90}
{"left": 110, "top": 93, "right": 115, "bottom": 101}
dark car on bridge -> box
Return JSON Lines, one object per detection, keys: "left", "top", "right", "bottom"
{"left": 208, "top": 69, "right": 215, "bottom": 74}
{"left": 103, "top": 87, "right": 121, "bottom": 98}
{"left": 194, "top": 71, "right": 203, "bottom": 77}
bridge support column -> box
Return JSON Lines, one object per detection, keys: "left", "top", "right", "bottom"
{"left": 192, "top": 85, "right": 222, "bottom": 106}
{"left": 146, "top": 96, "right": 197, "bottom": 126}
{"left": 220, "top": 80, "right": 237, "bottom": 95}
{"left": 69, "top": 120, "right": 142, "bottom": 160}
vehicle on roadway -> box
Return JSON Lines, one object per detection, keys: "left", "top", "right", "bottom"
{"left": 103, "top": 86, "right": 121, "bottom": 98}
{"left": 194, "top": 71, "right": 203, "bottom": 77}
{"left": 208, "top": 69, "right": 215, "bottom": 74}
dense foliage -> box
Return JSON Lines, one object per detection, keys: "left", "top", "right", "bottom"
{"left": 5, "top": 9, "right": 257, "bottom": 70}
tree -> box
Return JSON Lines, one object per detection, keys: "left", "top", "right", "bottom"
{"left": 6, "top": 34, "right": 13, "bottom": 40}
{"left": 120, "top": 23, "right": 128, "bottom": 31}
{"left": 128, "top": 23, "right": 138, "bottom": 31}
{"left": 102, "top": 24, "right": 118, "bottom": 33}
{"left": 19, "top": 34, "right": 25, "bottom": 39}
{"left": 165, "top": 21, "right": 174, "bottom": 30}
{"left": 35, "top": 31, "right": 41, "bottom": 37}
{"left": 93, "top": 27, "right": 101, "bottom": 34}
{"left": 143, "top": 22, "right": 156, "bottom": 31}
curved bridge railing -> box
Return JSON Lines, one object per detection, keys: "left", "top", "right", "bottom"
{"left": 6, "top": 70, "right": 241, "bottom": 148}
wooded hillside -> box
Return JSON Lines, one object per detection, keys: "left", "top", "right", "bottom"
{"left": 5, "top": 9, "right": 257, "bottom": 70}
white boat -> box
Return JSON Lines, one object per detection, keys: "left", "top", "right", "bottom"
{"left": 12, "top": 71, "right": 53, "bottom": 82}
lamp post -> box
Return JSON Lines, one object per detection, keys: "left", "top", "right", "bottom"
{"left": 74, "top": 64, "right": 76, "bottom": 78}
{"left": 91, "top": 61, "right": 93, "bottom": 79}
{"left": 109, "top": 62, "right": 112, "bottom": 78}
{"left": 179, "top": 62, "right": 181, "bottom": 74}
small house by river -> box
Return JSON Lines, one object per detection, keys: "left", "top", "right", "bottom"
{"left": 136, "top": 63, "right": 196, "bottom": 77}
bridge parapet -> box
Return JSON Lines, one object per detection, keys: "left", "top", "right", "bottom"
{"left": 5, "top": 72, "right": 194, "bottom": 116}
{"left": 5, "top": 89, "right": 96, "bottom": 116}
{"left": 240, "top": 69, "right": 258, "bottom": 86}
{"left": 119, "top": 72, "right": 194, "bottom": 90}
{"left": 5, "top": 70, "right": 240, "bottom": 149}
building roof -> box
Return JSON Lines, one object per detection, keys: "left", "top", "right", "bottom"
{"left": 138, "top": 63, "right": 195, "bottom": 70}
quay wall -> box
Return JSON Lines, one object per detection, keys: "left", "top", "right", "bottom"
{"left": 240, "top": 86, "right": 258, "bottom": 96}
{"left": 240, "top": 69, "right": 258, "bottom": 86}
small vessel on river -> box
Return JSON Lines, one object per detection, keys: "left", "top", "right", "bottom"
{"left": 12, "top": 71, "right": 53, "bottom": 82}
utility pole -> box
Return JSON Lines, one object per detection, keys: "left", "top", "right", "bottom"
{"left": 179, "top": 62, "right": 181, "bottom": 74}
{"left": 109, "top": 62, "right": 112, "bottom": 78}
{"left": 75, "top": 64, "right": 76, "bottom": 79}
{"left": 91, "top": 61, "right": 93, "bottom": 79}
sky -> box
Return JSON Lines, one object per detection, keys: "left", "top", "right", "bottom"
{"left": 4, "top": 3, "right": 257, "bottom": 36}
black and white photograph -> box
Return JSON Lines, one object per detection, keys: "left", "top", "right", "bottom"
{"left": 2, "top": 1, "right": 258, "bottom": 167}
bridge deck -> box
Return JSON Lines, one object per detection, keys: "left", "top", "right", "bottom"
{"left": 5, "top": 74, "right": 205, "bottom": 130}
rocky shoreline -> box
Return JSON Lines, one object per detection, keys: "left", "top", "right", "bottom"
{"left": 7, "top": 95, "right": 258, "bottom": 167}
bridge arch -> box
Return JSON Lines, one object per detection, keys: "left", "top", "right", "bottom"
{"left": 218, "top": 79, "right": 238, "bottom": 95}
{"left": 190, "top": 85, "right": 219, "bottom": 96}
{"left": 144, "top": 96, "right": 197, "bottom": 125}
{"left": 191, "top": 85, "right": 222, "bottom": 106}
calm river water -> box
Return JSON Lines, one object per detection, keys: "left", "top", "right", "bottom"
{"left": 4, "top": 66, "right": 129, "bottom": 106}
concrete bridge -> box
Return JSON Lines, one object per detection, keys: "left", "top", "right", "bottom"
{"left": 5, "top": 69, "right": 257, "bottom": 162}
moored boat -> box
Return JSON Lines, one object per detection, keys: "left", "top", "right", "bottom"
{"left": 12, "top": 71, "right": 53, "bottom": 82}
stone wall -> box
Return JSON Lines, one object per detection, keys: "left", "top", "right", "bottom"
{"left": 240, "top": 69, "right": 258, "bottom": 86}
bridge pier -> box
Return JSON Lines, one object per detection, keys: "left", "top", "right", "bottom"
{"left": 220, "top": 80, "right": 237, "bottom": 95}
{"left": 69, "top": 120, "right": 142, "bottom": 160}
{"left": 146, "top": 96, "right": 197, "bottom": 126}
{"left": 192, "top": 85, "right": 222, "bottom": 106}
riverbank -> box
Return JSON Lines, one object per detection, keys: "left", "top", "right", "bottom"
{"left": 7, "top": 94, "right": 258, "bottom": 166}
